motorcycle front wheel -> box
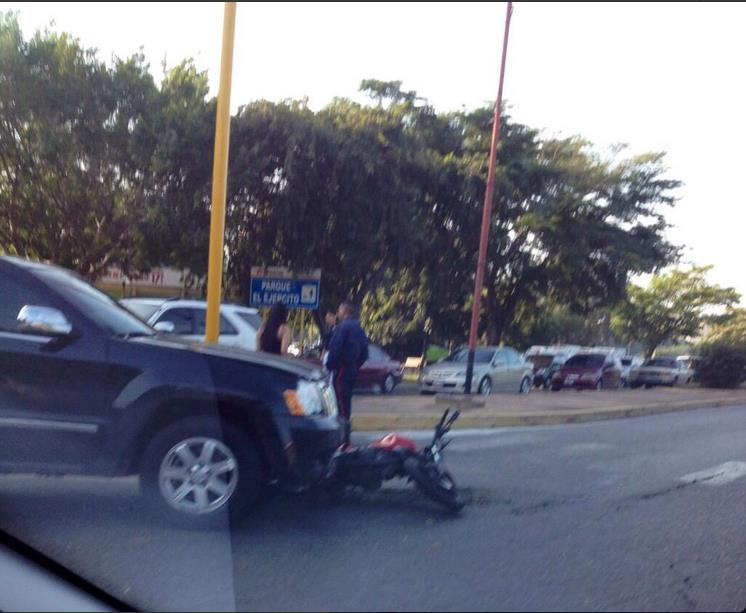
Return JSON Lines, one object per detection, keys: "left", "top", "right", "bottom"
{"left": 404, "top": 457, "right": 465, "bottom": 512}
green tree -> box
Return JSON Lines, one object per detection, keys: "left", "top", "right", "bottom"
{"left": 611, "top": 266, "right": 740, "bottom": 357}
{"left": 704, "top": 308, "right": 746, "bottom": 345}
{"left": 0, "top": 13, "right": 158, "bottom": 279}
{"left": 138, "top": 61, "right": 215, "bottom": 280}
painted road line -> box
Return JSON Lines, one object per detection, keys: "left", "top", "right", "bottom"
{"left": 680, "top": 461, "right": 746, "bottom": 487}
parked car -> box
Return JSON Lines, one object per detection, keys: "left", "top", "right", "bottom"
{"left": 303, "top": 343, "right": 404, "bottom": 394}
{"left": 146, "top": 299, "right": 261, "bottom": 351}
{"left": 551, "top": 353, "right": 623, "bottom": 391}
{"left": 628, "top": 357, "right": 694, "bottom": 388}
{"left": 526, "top": 352, "right": 571, "bottom": 389}
{"left": 677, "top": 354, "right": 702, "bottom": 382}
{"left": 119, "top": 297, "right": 168, "bottom": 322}
{"left": 0, "top": 257, "right": 341, "bottom": 525}
{"left": 619, "top": 355, "right": 644, "bottom": 387}
{"left": 420, "top": 346, "right": 534, "bottom": 395}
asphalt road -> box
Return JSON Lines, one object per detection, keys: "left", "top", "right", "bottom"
{"left": 0, "top": 406, "right": 744, "bottom": 612}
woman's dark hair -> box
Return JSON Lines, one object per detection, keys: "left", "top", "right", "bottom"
{"left": 261, "top": 301, "right": 288, "bottom": 350}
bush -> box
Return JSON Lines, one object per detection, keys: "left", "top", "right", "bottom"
{"left": 426, "top": 345, "right": 450, "bottom": 364}
{"left": 697, "top": 342, "right": 746, "bottom": 388}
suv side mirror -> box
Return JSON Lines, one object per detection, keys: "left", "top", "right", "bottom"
{"left": 154, "top": 321, "right": 176, "bottom": 334}
{"left": 17, "top": 305, "right": 72, "bottom": 336}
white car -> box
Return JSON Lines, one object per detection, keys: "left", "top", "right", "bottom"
{"left": 420, "top": 346, "right": 534, "bottom": 395}
{"left": 145, "top": 299, "right": 261, "bottom": 351}
{"left": 628, "top": 357, "right": 694, "bottom": 388}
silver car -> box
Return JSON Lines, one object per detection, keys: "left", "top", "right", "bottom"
{"left": 628, "top": 357, "right": 694, "bottom": 388}
{"left": 420, "top": 346, "right": 534, "bottom": 395}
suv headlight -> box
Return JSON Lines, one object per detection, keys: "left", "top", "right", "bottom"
{"left": 284, "top": 380, "right": 330, "bottom": 417}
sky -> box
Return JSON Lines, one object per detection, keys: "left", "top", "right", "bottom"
{"left": 2, "top": 2, "right": 745, "bottom": 302}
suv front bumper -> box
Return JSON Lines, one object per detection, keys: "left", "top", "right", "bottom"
{"left": 283, "top": 415, "right": 344, "bottom": 483}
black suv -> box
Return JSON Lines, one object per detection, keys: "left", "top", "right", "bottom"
{"left": 0, "top": 257, "right": 342, "bottom": 525}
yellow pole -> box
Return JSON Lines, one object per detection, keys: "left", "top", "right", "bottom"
{"left": 205, "top": 1, "right": 237, "bottom": 343}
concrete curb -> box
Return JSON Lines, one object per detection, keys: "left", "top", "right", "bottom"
{"left": 351, "top": 397, "right": 746, "bottom": 431}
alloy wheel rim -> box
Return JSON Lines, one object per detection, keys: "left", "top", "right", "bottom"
{"left": 159, "top": 437, "right": 238, "bottom": 515}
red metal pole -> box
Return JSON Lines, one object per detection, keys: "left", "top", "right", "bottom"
{"left": 465, "top": 1, "right": 513, "bottom": 394}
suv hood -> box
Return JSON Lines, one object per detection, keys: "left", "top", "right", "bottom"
{"left": 132, "top": 335, "right": 324, "bottom": 380}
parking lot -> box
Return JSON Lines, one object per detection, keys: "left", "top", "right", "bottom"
{"left": 353, "top": 382, "right": 746, "bottom": 429}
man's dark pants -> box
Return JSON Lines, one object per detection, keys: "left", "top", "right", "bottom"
{"left": 333, "top": 367, "right": 356, "bottom": 444}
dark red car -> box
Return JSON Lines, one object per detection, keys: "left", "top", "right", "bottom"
{"left": 303, "top": 343, "right": 404, "bottom": 394}
{"left": 551, "top": 353, "right": 623, "bottom": 391}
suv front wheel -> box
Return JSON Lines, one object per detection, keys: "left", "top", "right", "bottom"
{"left": 140, "top": 416, "right": 263, "bottom": 527}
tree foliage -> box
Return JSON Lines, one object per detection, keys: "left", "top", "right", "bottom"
{"left": 611, "top": 267, "right": 740, "bottom": 357}
{"left": 0, "top": 16, "right": 690, "bottom": 350}
{"left": 0, "top": 14, "right": 159, "bottom": 279}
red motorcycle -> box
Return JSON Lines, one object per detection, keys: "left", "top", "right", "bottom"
{"left": 324, "top": 409, "right": 464, "bottom": 512}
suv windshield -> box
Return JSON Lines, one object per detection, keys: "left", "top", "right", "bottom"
{"left": 645, "top": 358, "right": 677, "bottom": 368}
{"left": 443, "top": 348, "right": 495, "bottom": 364}
{"left": 565, "top": 354, "right": 605, "bottom": 368}
{"left": 34, "top": 268, "right": 155, "bottom": 338}
{"left": 529, "top": 355, "right": 554, "bottom": 368}
{"left": 236, "top": 310, "right": 262, "bottom": 330}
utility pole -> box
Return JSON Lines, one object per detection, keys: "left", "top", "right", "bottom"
{"left": 465, "top": 1, "right": 513, "bottom": 394}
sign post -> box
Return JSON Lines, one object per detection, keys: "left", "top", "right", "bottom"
{"left": 205, "top": 2, "right": 237, "bottom": 343}
{"left": 250, "top": 267, "right": 321, "bottom": 310}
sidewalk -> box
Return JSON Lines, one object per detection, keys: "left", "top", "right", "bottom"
{"left": 352, "top": 386, "right": 746, "bottom": 430}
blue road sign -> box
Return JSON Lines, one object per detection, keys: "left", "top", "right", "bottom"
{"left": 250, "top": 267, "right": 321, "bottom": 310}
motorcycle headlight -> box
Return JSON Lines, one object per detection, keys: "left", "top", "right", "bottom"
{"left": 284, "top": 380, "right": 326, "bottom": 417}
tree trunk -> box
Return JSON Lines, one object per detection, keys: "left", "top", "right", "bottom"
{"left": 485, "top": 283, "right": 500, "bottom": 345}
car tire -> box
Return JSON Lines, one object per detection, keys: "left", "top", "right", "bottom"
{"left": 140, "top": 416, "right": 263, "bottom": 528}
{"left": 644, "top": 384, "right": 654, "bottom": 389}
{"left": 477, "top": 376, "right": 492, "bottom": 396}
{"left": 519, "top": 376, "right": 532, "bottom": 394}
{"left": 420, "top": 390, "right": 436, "bottom": 396}
{"left": 382, "top": 374, "right": 396, "bottom": 394}
{"left": 551, "top": 384, "right": 562, "bottom": 392}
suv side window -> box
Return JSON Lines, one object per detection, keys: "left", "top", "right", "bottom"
{"left": 503, "top": 348, "right": 521, "bottom": 365}
{"left": 0, "top": 272, "right": 49, "bottom": 333}
{"left": 192, "top": 309, "right": 238, "bottom": 336}
{"left": 155, "top": 308, "right": 194, "bottom": 335}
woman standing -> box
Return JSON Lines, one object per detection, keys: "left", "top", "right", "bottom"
{"left": 257, "top": 301, "right": 293, "bottom": 356}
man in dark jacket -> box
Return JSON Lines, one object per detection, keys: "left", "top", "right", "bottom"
{"left": 326, "top": 301, "right": 369, "bottom": 444}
